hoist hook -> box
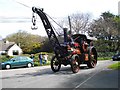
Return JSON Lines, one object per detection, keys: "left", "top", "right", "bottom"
{"left": 31, "top": 12, "right": 38, "bottom": 30}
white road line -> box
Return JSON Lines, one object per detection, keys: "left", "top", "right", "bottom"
{"left": 74, "top": 70, "right": 102, "bottom": 89}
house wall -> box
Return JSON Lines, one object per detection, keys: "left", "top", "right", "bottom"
{"left": 7, "top": 44, "right": 22, "bottom": 56}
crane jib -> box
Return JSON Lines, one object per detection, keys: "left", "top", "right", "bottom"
{"left": 32, "top": 7, "right": 64, "bottom": 56}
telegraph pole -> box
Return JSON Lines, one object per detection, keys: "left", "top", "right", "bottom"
{"left": 68, "top": 16, "right": 72, "bottom": 35}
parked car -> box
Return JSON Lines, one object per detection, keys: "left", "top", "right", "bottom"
{"left": 112, "top": 53, "right": 120, "bottom": 61}
{"left": 1, "top": 56, "right": 34, "bottom": 69}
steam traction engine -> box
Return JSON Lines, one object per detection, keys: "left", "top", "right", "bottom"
{"left": 32, "top": 7, "right": 97, "bottom": 73}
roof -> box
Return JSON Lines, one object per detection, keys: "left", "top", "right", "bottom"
{"left": 87, "top": 36, "right": 97, "bottom": 41}
{"left": 72, "top": 34, "right": 87, "bottom": 40}
{"left": 0, "top": 40, "right": 15, "bottom": 51}
{"left": 72, "top": 34, "right": 97, "bottom": 41}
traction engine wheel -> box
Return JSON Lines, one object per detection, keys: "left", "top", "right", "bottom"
{"left": 87, "top": 48, "right": 97, "bottom": 68}
{"left": 71, "top": 55, "right": 80, "bottom": 73}
{"left": 51, "top": 55, "right": 61, "bottom": 72}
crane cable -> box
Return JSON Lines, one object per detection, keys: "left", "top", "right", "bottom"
{"left": 45, "top": 13, "right": 63, "bottom": 29}
{"left": 44, "top": 13, "right": 64, "bottom": 36}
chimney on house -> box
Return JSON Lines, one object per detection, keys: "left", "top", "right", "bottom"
{"left": 4, "top": 40, "right": 9, "bottom": 44}
{"left": 18, "top": 43, "right": 21, "bottom": 47}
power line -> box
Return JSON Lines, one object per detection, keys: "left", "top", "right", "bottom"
{"left": 11, "top": 0, "right": 31, "bottom": 8}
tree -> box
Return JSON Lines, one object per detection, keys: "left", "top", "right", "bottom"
{"left": 89, "top": 11, "right": 118, "bottom": 39}
{"left": 6, "top": 30, "right": 45, "bottom": 54}
{"left": 40, "top": 38, "right": 53, "bottom": 52}
{"left": 113, "top": 15, "right": 120, "bottom": 51}
{"left": 89, "top": 11, "right": 120, "bottom": 52}
{"left": 57, "top": 12, "right": 91, "bottom": 35}
{"left": 70, "top": 13, "right": 91, "bottom": 34}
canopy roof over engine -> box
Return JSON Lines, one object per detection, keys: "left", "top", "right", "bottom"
{"left": 72, "top": 34, "right": 97, "bottom": 44}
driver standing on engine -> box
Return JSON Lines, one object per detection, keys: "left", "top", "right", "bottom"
{"left": 67, "top": 35, "right": 75, "bottom": 50}
{"left": 67, "top": 35, "right": 74, "bottom": 46}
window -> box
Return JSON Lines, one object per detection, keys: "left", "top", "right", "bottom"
{"left": 13, "top": 50, "right": 19, "bottom": 55}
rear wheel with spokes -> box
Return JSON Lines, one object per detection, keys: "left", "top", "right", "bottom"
{"left": 87, "top": 48, "right": 97, "bottom": 68}
{"left": 71, "top": 55, "right": 80, "bottom": 73}
{"left": 51, "top": 55, "right": 61, "bottom": 72}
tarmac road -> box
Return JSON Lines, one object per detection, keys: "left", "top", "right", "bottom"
{"left": 1, "top": 60, "right": 119, "bottom": 89}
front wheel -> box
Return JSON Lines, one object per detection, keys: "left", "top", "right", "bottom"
{"left": 51, "top": 55, "right": 61, "bottom": 72}
{"left": 5, "top": 64, "right": 11, "bottom": 69}
{"left": 87, "top": 48, "right": 97, "bottom": 68}
{"left": 71, "top": 55, "right": 80, "bottom": 73}
{"left": 27, "top": 63, "right": 32, "bottom": 68}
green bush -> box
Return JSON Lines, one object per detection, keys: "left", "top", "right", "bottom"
{"left": 97, "top": 52, "right": 115, "bottom": 57}
{"left": 34, "top": 61, "right": 40, "bottom": 66}
{"left": 98, "top": 57, "right": 111, "bottom": 60}
{"left": 0, "top": 55, "right": 13, "bottom": 62}
{"left": 97, "top": 52, "right": 116, "bottom": 60}
{"left": 21, "top": 52, "right": 53, "bottom": 67}
{"left": 34, "top": 60, "right": 51, "bottom": 66}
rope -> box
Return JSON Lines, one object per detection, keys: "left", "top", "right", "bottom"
{"left": 45, "top": 13, "right": 63, "bottom": 30}
{"left": 51, "top": 24, "right": 63, "bottom": 36}
{"left": 44, "top": 13, "right": 64, "bottom": 36}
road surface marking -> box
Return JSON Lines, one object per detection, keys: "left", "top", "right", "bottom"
{"left": 74, "top": 70, "right": 102, "bottom": 89}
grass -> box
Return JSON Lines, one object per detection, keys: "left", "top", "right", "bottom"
{"left": 108, "top": 62, "right": 120, "bottom": 70}
{"left": 34, "top": 60, "right": 51, "bottom": 66}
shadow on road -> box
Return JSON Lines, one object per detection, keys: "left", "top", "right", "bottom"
{"left": 21, "top": 65, "right": 90, "bottom": 76}
{"left": 2, "top": 65, "right": 92, "bottom": 79}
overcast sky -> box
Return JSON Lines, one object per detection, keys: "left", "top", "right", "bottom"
{"left": 0, "top": 0, "right": 119, "bottom": 38}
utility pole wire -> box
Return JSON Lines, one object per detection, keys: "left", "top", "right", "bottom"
{"left": 12, "top": 0, "right": 31, "bottom": 8}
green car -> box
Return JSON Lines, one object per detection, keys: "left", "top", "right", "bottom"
{"left": 1, "top": 56, "right": 34, "bottom": 69}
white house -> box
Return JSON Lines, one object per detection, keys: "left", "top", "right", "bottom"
{"left": 0, "top": 40, "right": 22, "bottom": 56}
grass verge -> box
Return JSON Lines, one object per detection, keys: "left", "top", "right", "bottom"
{"left": 108, "top": 62, "right": 120, "bottom": 70}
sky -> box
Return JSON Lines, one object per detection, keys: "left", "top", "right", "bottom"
{"left": 0, "top": 0, "right": 119, "bottom": 38}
